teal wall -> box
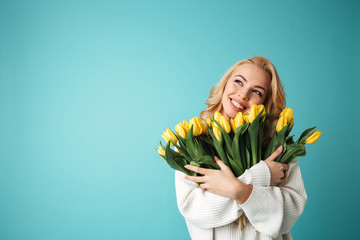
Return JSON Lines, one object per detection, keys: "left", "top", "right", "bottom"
{"left": 1, "top": 0, "right": 359, "bottom": 239}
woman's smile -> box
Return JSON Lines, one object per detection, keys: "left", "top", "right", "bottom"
{"left": 229, "top": 98, "right": 247, "bottom": 111}
{"left": 221, "top": 63, "right": 271, "bottom": 120}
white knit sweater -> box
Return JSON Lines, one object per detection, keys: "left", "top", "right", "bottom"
{"left": 175, "top": 160, "right": 307, "bottom": 240}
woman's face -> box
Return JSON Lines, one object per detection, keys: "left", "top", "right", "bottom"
{"left": 221, "top": 63, "right": 271, "bottom": 120}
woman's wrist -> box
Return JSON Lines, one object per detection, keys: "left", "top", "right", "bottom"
{"left": 233, "top": 181, "right": 253, "bottom": 204}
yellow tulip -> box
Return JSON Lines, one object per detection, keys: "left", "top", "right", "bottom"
{"left": 230, "top": 112, "right": 245, "bottom": 132}
{"left": 282, "top": 107, "right": 294, "bottom": 125}
{"left": 276, "top": 107, "right": 295, "bottom": 133}
{"left": 201, "top": 120, "right": 207, "bottom": 133}
{"left": 212, "top": 124, "right": 221, "bottom": 141}
{"left": 214, "top": 111, "right": 222, "bottom": 123}
{"left": 275, "top": 114, "right": 287, "bottom": 133}
{"left": 234, "top": 112, "right": 245, "bottom": 127}
{"left": 219, "top": 115, "right": 231, "bottom": 133}
{"left": 305, "top": 130, "right": 322, "bottom": 144}
{"left": 189, "top": 117, "right": 207, "bottom": 136}
{"left": 175, "top": 123, "right": 188, "bottom": 139}
{"left": 257, "top": 104, "right": 264, "bottom": 113}
{"left": 258, "top": 104, "right": 266, "bottom": 118}
{"left": 248, "top": 104, "right": 259, "bottom": 123}
{"left": 182, "top": 120, "right": 190, "bottom": 132}
{"left": 189, "top": 117, "right": 201, "bottom": 136}
{"left": 162, "top": 128, "right": 178, "bottom": 145}
{"left": 243, "top": 113, "right": 249, "bottom": 123}
{"left": 156, "top": 146, "right": 165, "bottom": 155}
{"left": 230, "top": 118, "right": 236, "bottom": 132}
{"left": 206, "top": 118, "right": 211, "bottom": 127}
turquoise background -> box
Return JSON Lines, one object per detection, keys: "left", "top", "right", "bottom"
{"left": 1, "top": 0, "right": 359, "bottom": 239}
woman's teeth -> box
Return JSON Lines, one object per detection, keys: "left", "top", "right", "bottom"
{"left": 231, "top": 99, "right": 244, "bottom": 109}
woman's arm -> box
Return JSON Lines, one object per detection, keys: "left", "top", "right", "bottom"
{"left": 175, "top": 170, "right": 242, "bottom": 229}
{"left": 237, "top": 160, "right": 307, "bottom": 238}
{"left": 180, "top": 148, "right": 305, "bottom": 236}
{"left": 175, "top": 149, "right": 285, "bottom": 229}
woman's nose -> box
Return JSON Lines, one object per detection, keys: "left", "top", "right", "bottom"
{"left": 238, "top": 89, "right": 249, "bottom": 101}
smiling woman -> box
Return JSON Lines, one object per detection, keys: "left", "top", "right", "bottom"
{"left": 221, "top": 63, "right": 271, "bottom": 120}
{"left": 200, "top": 57, "right": 285, "bottom": 123}
{"left": 175, "top": 56, "right": 307, "bottom": 240}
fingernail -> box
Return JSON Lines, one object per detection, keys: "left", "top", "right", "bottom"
{"left": 184, "top": 165, "right": 189, "bottom": 169}
{"left": 277, "top": 146, "right": 283, "bottom": 151}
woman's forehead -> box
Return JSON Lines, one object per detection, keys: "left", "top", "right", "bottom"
{"left": 231, "top": 63, "right": 271, "bottom": 86}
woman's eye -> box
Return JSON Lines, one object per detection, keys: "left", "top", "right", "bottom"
{"left": 253, "top": 90, "right": 262, "bottom": 97}
{"left": 235, "top": 80, "right": 243, "bottom": 86}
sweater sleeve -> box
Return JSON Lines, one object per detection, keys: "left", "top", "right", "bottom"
{"left": 239, "top": 160, "right": 307, "bottom": 238}
{"left": 175, "top": 160, "right": 271, "bottom": 229}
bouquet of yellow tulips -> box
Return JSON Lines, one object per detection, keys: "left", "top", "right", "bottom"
{"left": 157, "top": 105, "right": 321, "bottom": 230}
{"left": 156, "top": 105, "right": 322, "bottom": 178}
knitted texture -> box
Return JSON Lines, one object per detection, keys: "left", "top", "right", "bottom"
{"left": 175, "top": 160, "right": 307, "bottom": 240}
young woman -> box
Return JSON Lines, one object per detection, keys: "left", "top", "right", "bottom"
{"left": 175, "top": 56, "right": 307, "bottom": 240}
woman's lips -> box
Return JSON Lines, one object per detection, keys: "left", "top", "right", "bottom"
{"left": 230, "top": 98, "right": 246, "bottom": 112}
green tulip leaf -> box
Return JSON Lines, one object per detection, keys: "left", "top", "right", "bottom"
{"left": 286, "top": 135, "right": 295, "bottom": 145}
{"left": 296, "top": 126, "right": 317, "bottom": 144}
{"left": 208, "top": 129, "right": 231, "bottom": 169}
{"left": 240, "top": 122, "right": 250, "bottom": 135}
{"left": 248, "top": 113, "right": 264, "bottom": 166}
{"left": 213, "top": 119, "right": 233, "bottom": 159}
{"left": 228, "top": 157, "right": 244, "bottom": 177}
{"left": 194, "top": 155, "right": 221, "bottom": 170}
{"left": 185, "top": 125, "right": 205, "bottom": 159}
{"left": 278, "top": 144, "right": 306, "bottom": 163}
{"left": 264, "top": 124, "right": 289, "bottom": 160}
{"left": 165, "top": 141, "right": 192, "bottom": 175}
{"left": 232, "top": 128, "right": 242, "bottom": 168}
{"left": 199, "top": 135, "right": 216, "bottom": 156}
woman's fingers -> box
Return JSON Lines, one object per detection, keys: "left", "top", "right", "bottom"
{"left": 184, "top": 164, "right": 209, "bottom": 175}
{"left": 185, "top": 175, "right": 205, "bottom": 183}
{"left": 199, "top": 183, "right": 208, "bottom": 190}
{"left": 214, "top": 156, "right": 227, "bottom": 169}
{"left": 265, "top": 145, "right": 283, "bottom": 162}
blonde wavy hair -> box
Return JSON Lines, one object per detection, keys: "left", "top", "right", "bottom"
{"left": 200, "top": 56, "right": 286, "bottom": 123}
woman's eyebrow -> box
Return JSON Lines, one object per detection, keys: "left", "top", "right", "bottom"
{"left": 234, "top": 75, "right": 266, "bottom": 93}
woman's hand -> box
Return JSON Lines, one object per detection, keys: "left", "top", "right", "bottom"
{"left": 184, "top": 157, "right": 252, "bottom": 203}
{"left": 264, "top": 146, "right": 289, "bottom": 186}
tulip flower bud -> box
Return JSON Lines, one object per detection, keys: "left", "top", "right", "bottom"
{"left": 189, "top": 117, "right": 207, "bottom": 136}
{"left": 275, "top": 115, "right": 287, "bottom": 133}
{"left": 258, "top": 104, "right": 265, "bottom": 117}
{"left": 182, "top": 120, "right": 190, "bottom": 132}
{"left": 282, "top": 108, "right": 294, "bottom": 125}
{"left": 234, "top": 112, "right": 245, "bottom": 128}
{"left": 156, "top": 146, "right": 165, "bottom": 156}
{"left": 189, "top": 117, "right": 200, "bottom": 136}
{"left": 162, "top": 128, "right": 178, "bottom": 145}
{"left": 175, "top": 123, "right": 187, "bottom": 139}
{"left": 243, "top": 113, "right": 249, "bottom": 123}
{"left": 248, "top": 104, "right": 259, "bottom": 123}
{"left": 219, "top": 115, "right": 231, "bottom": 133}
{"left": 206, "top": 118, "right": 211, "bottom": 128}
{"left": 305, "top": 130, "right": 322, "bottom": 144}
{"left": 214, "top": 111, "right": 222, "bottom": 123}
{"left": 230, "top": 118, "right": 236, "bottom": 132}
{"left": 212, "top": 124, "right": 221, "bottom": 141}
